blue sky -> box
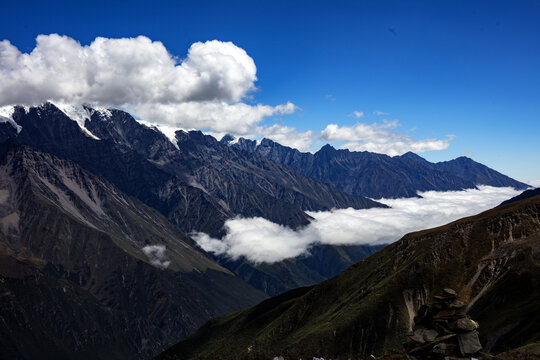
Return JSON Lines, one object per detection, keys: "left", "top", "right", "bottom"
{"left": 1, "top": 0, "right": 539, "bottom": 182}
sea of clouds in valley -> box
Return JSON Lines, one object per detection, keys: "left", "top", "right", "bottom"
{"left": 193, "top": 186, "right": 521, "bottom": 263}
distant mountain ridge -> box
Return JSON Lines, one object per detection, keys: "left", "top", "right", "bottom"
{"left": 232, "top": 137, "right": 529, "bottom": 198}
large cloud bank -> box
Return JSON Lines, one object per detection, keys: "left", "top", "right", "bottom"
{"left": 0, "top": 34, "right": 295, "bottom": 136}
{"left": 1, "top": 34, "right": 452, "bottom": 154}
{"left": 193, "top": 186, "right": 521, "bottom": 263}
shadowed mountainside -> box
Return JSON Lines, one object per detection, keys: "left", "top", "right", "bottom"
{"left": 0, "top": 141, "right": 266, "bottom": 359}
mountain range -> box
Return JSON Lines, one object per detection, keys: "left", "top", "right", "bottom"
{"left": 232, "top": 137, "right": 528, "bottom": 198}
{"left": 0, "top": 103, "right": 389, "bottom": 295}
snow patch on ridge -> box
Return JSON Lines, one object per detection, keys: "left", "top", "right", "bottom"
{"left": 49, "top": 101, "right": 101, "bottom": 140}
{"left": 138, "top": 120, "right": 181, "bottom": 150}
{"left": 0, "top": 106, "right": 23, "bottom": 133}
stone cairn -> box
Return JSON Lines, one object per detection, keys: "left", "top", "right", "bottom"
{"left": 405, "top": 288, "right": 483, "bottom": 359}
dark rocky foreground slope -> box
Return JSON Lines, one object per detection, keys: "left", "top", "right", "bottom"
{"left": 158, "top": 192, "right": 540, "bottom": 360}
{"left": 233, "top": 137, "right": 529, "bottom": 198}
{"left": 0, "top": 141, "right": 266, "bottom": 359}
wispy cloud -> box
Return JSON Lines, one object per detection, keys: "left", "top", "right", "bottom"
{"left": 374, "top": 110, "right": 389, "bottom": 116}
{"left": 193, "top": 186, "right": 520, "bottom": 264}
{"left": 349, "top": 110, "right": 364, "bottom": 118}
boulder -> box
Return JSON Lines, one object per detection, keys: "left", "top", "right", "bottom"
{"left": 409, "top": 328, "right": 439, "bottom": 344}
{"left": 449, "top": 300, "right": 465, "bottom": 309}
{"left": 458, "top": 331, "right": 483, "bottom": 355}
{"left": 432, "top": 342, "right": 456, "bottom": 355}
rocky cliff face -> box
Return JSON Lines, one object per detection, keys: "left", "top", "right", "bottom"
{"left": 0, "top": 141, "right": 266, "bottom": 359}
{"left": 233, "top": 138, "right": 529, "bottom": 198}
{"left": 158, "top": 193, "right": 540, "bottom": 360}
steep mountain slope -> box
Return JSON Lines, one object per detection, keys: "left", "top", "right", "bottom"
{"left": 0, "top": 141, "right": 266, "bottom": 359}
{"left": 3, "top": 103, "right": 231, "bottom": 236}
{"left": 159, "top": 193, "right": 540, "bottom": 360}
{"left": 0, "top": 103, "right": 386, "bottom": 234}
{"left": 233, "top": 137, "right": 528, "bottom": 198}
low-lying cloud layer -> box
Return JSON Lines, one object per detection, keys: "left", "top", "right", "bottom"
{"left": 193, "top": 186, "right": 521, "bottom": 264}
{"left": 1, "top": 34, "right": 453, "bottom": 154}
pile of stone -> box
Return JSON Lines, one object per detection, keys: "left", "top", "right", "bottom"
{"left": 405, "top": 288, "right": 483, "bottom": 359}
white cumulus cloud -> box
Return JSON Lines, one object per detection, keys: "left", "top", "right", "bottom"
{"left": 192, "top": 186, "right": 521, "bottom": 264}
{"left": 0, "top": 34, "right": 296, "bottom": 137}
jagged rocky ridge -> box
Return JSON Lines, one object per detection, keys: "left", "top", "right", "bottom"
{"left": 158, "top": 192, "right": 540, "bottom": 359}
{"left": 83, "top": 106, "right": 384, "bottom": 216}
{"left": 232, "top": 137, "right": 529, "bottom": 198}
{"left": 0, "top": 141, "right": 266, "bottom": 359}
